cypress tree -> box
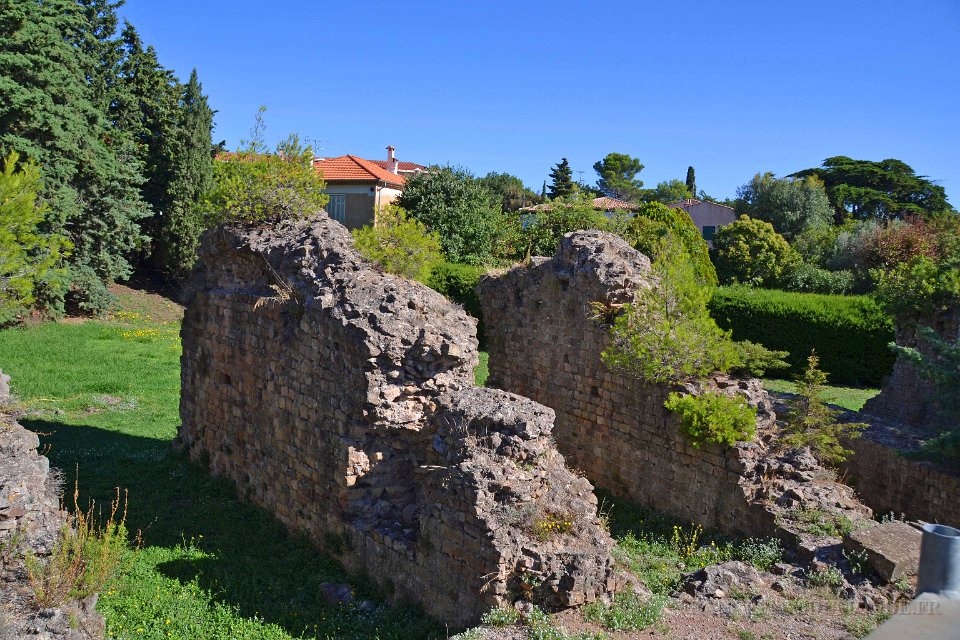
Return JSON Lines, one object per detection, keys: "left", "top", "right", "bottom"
{"left": 548, "top": 157, "right": 575, "bottom": 199}
{"left": 685, "top": 166, "right": 696, "bottom": 199}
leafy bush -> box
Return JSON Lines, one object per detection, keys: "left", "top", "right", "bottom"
{"left": 0, "top": 151, "right": 70, "bottom": 324}
{"left": 602, "top": 240, "right": 736, "bottom": 383}
{"left": 709, "top": 286, "right": 895, "bottom": 385}
{"left": 711, "top": 216, "right": 801, "bottom": 288}
{"left": 398, "top": 166, "right": 507, "bottom": 264}
{"left": 521, "top": 196, "right": 610, "bottom": 258}
{"left": 64, "top": 265, "right": 116, "bottom": 317}
{"left": 352, "top": 205, "right": 443, "bottom": 281}
{"left": 808, "top": 566, "right": 845, "bottom": 589}
{"left": 424, "top": 261, "right": 486, "bottom": 344}
{"left": 781, "top": 262, "right": 855, "bottom": 295}
{"left": 780, "top": 352, "right": 867, "bottom": 466}
{"left": 616, "top": 202, "right": 718, "bottom": 285}
{"left": 664, "top": 391, "right": 757, "bottom": 448}
{"left": 729, "top": 340, "right": 789, "bottom": 377}
{"left": 205, "top": 134, "right": 328, "bottom": 225}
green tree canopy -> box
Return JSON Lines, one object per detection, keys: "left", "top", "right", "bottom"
{"left": 397, "top": 166, "right": 506, "bottom": 264}
{"left": 0, "top": 0, "right": 150, "bottom": 282}
{"left": 685, "top": 166, "right": 696, "bottom": 197}
{"left": 644, "top": 179, "right": 692, "bottom": 204}
{"left": 352, "top": 204, "right": 442, "bottom": 281}
{"left": 791, "top": 156, "right": 953, "bottom": 222}
{"left": 0, "top": 152, "right": 70, "bottom": 324}
{"left": 711, "top": 215, "right": 800, "bottom": 288}
{"left": 734, "top": 172, "right": 833, "bottom": 240}
{"left": 593, "top": 152, "right": 644, "bottom": 202}
{"left": 547, "top": 157, "right": 575, "bottom": 199}
{"left": 479, "top": 171, "right": 540, "bottom": 212}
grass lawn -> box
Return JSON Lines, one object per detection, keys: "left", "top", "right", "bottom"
{"left": 0, "top": 294, "right": 440, "bottom": 640}
{"left": 761, "top": 378, "right": 880, "bottom": 412}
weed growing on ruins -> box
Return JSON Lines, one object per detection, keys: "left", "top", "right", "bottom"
{"left": 664, "top": 391, "right": 757, "bottom": 448}
{"left": 599, "top": 238, "right": 788, "bottom": 385}
{"left": 807, "top": 566, "right": 844, "bottom": 589}
{"left": 531, "top": 513, "right": 574, "bottom": 541}
{"left": 526, "top": 607, "right": 609, "bottom": 640}
{"left": 481, "top": 606, "right": 521, "bottom": 627}
{"left": 787, "top": 507, "right": 856, "bottom": 538}
{"left": 582, "top": 590, "right": 667, "bottom": 631}
{"left": 25, "top": 485, "right": 136, "bottom": 608}
{"left": 780, "top": 352, "right": 867, "bottom": 466}
{"left": 735, "top": 538, "right": 783, "bottom": 572}
{"left": 842, "top": 605, "right": 891, "bottom": 638}
{"left": 352, "top": 204, "right": 443, "bottom": 281}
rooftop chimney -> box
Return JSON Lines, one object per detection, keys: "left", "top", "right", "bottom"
{"left": 387, "top": 145, "right": 398, "bottom": 175}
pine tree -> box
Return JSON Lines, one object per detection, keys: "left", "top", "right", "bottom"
{"left": 0, "top": 0, "right": 150, "bottom": 285}
{"left": 548, "top": 158, "right": 575, "bottom": 199}
{"left": 685, "top": 166, "right": 696, "bottom": 199}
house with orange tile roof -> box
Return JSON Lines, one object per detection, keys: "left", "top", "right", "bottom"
{"left": 670, "top": 198, "right": 736, "bottom": 244}
{"left": 313, "top": 146, "right": 425, "bottom": 229}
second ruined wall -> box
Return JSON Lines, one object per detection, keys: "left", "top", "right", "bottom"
{"left": 478, "top": 231, "right": 780, "bottom": 537}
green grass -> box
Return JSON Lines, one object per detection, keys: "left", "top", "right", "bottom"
{"left": 475, "top": 351, "right": 489, "bottom": 386}
{"left": 761, "top": 378, "right": 879, "bottom": 412}
{"left": 0, "top": 306, "right": 440, "bottom": 640}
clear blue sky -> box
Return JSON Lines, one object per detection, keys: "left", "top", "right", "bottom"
{"left": 119, "top": 0, "right": 959, "bottom": 202}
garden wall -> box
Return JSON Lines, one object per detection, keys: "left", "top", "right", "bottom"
{"left": 176, "top": 219, "right": 615, "bottom": 626}
{"left": 478, "top": 231, "right": 871, "bottom": 542}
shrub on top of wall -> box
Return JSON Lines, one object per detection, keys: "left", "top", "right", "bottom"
{"left": 708, "top": 286, "right": 895, "bottom": 386}
{"left": 425, "top": 261, "right": 486, "bottom": 345}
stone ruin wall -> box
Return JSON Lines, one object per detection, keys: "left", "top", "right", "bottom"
{"left": 844, "top": 436, "right": 960, "bottom": 528}
{"left": 851, "top": 307, "right": 960, "bottom": 527}
{"left": 862, "top": 307, "right": 960, "bottom": 427}
{"left": 478, "top": 231, "right": 871, "bottom": 544}
{"left": 0, "top": 372, "right": 105, "bottom": 638}
{"left": 176, "top": 219, "right": 615, "bottom": 626}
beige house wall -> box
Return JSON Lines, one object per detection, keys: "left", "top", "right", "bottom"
{"left": 324, "top": 184, "right": 404, "bottom": 230}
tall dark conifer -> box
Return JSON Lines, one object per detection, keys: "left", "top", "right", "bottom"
{"left": 0, "top": 0, "right": 149, "bottom": 282}
{"left": 685, "top": 166, "right": 696, "bottom": 199}
{"left": 548, "top": 158, "right": 575, "bottom": 199}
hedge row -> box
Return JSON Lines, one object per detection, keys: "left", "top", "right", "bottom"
{"left": 425, "top": 261, "right": 486, "bottom": 345}
{"left": 709, "top": 286, "right": 895, "bottom": 386}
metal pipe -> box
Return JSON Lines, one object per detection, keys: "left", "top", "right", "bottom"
{"left": 917, "top": 523, "right": 960, "bottom": 599}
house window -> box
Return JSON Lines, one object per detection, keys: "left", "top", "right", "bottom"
{"left": 702, "top": 225, "right": 716, "bottom": 241}
{"left": 327, "top": 194, "right": 346, "bottom": 223}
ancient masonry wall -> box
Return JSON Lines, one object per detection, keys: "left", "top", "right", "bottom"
{"left": 478, "top": 231, "right": 869, "bottom": 540}
{"left": 176, "top": 219, "right": 615, "bottom": 626}
{"left": 862, "top": 308, "right": 960, "bottom": 427}
{"left": 845, "top": 437, "right": 960, "bottom": 528}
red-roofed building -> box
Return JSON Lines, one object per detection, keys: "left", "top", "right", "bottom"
{"left": 670, "top": 198, "right": 736, "bottom": 244}
{"left": 313, "top": 146, "right": 425, "bottom": 229}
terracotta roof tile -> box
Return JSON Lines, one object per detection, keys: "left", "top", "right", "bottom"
{"left": 369, "top": 160, "right": 426, "bottom": 172}
{"left": 314, "top": 155, "right": 406, "bottom": 188}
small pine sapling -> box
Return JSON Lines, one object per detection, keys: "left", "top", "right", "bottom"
{"left": 780, "top": 352, "right": 867, "bottom": 465}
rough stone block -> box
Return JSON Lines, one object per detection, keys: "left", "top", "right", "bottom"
{"left": 843, "top": 521, "right": 922, "bottom": 582}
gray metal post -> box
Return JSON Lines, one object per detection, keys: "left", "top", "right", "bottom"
{"left": 916, "top": 523, "right": 960, "bottom": 599}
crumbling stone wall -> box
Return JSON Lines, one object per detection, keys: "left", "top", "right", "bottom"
{"left": 845, "top": 433, "right": 960, "bottom": 528}
{"left": 176, "top": 219, "right": 615, "bottom": 626}
{"left": 862, "top": 308, "right": 960, "bottom": 427}
{"left": 0, "top": 372, "right": 106, "bottom": 639}
{"left": 478, "top": 231, "right": 870, "bottom": 541}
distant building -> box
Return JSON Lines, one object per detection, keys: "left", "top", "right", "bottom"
{"left": 313, "top": 146, "right": 425, "bottom": 229}
{"left": 670, "top": 198, "right": 737, "bottom": 244}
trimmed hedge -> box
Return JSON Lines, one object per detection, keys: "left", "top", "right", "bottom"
{"left": 425, "top": 261, "right": 486, "bottom": 345}
{"left": 708, "top": 286, "right": 895, "bottom": 386}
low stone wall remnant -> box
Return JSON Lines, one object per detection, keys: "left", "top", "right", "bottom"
{"left": 176, "top": 219, "right": 616, "bottom": 626}
{"left": 0, "top": 372, "right": 106, "bottom": 639}
{"left": 478, "top": 231, "right": 872, "bottom": 545}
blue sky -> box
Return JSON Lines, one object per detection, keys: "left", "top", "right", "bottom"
{"left": 119, "top": 0, "right": 959, "bottom": 202}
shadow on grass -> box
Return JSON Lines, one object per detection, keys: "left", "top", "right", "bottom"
{"left": 22, "top": 417, "right": 443, "bottom": 640}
